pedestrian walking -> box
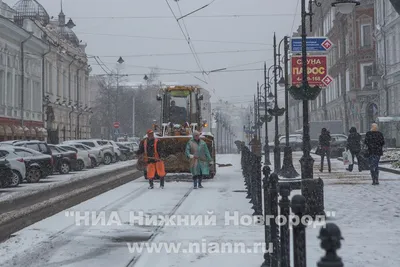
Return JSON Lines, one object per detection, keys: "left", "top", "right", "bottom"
{"left": 185, "top": 130, "right": 213, "bottom": 189}
{"left": 364, "top": 123, "right": 385, "bottom": 185}
{"left": 136, "top": 129, "right": 166, "bottom": 189}
{"left": 346, "top": 127, "right": 362, "bottom": 172}
{"left": 319, "top": 128, "right": 331, "bottom": 173}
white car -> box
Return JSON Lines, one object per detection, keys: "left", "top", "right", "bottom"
{"left": 63, "top": 142, "right": 100, "bottom": 167}
{"left": 64, "top": 139, "right": 114, "bottom": 165}
{"left": 57, "top": 145, "right": 91, "bottom": 170}
{"left": 0, "top": 147, "right": 27, "bottom": 187}
{"left": 108, "top": 140, "right": 122, "bottom": 161}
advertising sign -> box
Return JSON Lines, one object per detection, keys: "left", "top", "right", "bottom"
{"left": 291, "top": 55, "right": 332, "bottom": 87}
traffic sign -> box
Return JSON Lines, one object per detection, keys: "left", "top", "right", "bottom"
{"left": 291, "top": 55, "right": 332, "bottom": 87}
{"left": 113, "top": 122, "right": 120, "bottom": 128}
{"left": 291, "top": 37, "right": 333, "bottom": 52}
{"left": 114, "top": 128, "right": 120, "bottom": 135}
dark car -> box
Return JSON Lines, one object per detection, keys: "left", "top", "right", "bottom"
{"left": 0, "top": 159, "right": 14, "bottom": 188}
{"left": 116, "top": 143, "right": 133, "bottom": 161}
{"left": 330, "top": 134, "right": 348, "bottom": 158}
{"left": 12, "top": 146, "right": 53, "bottom": 182}
{"left": 13, "top": 140, "right": 52, "bottom": 156}
{"left": 57, "top": 145, "right": 88, "bottom": 171}
{"left": 48, "top": 145, "right": 77, "bottom": 174}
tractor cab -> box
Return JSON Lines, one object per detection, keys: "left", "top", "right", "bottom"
{"left": 156, "top": 85, "right": 204, "bottom": 137}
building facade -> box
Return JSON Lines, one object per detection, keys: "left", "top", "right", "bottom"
{"left": 375, "top": 0, "right": 400, "bottom": 145}
{"left": 0, "top": 0, "right": 91, "bottom": 142}
{"left": 289, "top": 0, "right": 377, "bottom": 134}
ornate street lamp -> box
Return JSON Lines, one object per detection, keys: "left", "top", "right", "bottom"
{"left": 331, "top": 0, "right": 360, "bottom": 14}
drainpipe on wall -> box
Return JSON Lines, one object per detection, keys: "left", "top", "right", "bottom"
{"left": 20, "top": 33, "right": 33, "bottom": 127}
{"left": 42, "top": 42, "right": 51, "bottom": 125}
{"left": 75, "top": 66, "right": 80, "bottom": 138}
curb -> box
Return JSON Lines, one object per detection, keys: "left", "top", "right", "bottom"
{"left": 0, "top": 163, "right": 135, "bottom": 214}
{"left": 336, "top": 157, "right": 400, "bottom": 175}
{"left": 0, "top": 167, "right": 142, "bottom": 242}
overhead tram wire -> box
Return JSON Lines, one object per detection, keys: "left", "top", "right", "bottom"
{"left": 165, "top": 0, "right": 207, "bottom": 83}
{"left": 74, "top": 32, "right": 272, "bottom": 46}
{"left": 96, "top": 56, "right": 113, "bottom": 73}
{"left": 71, "top": 14, "right": 297, "bottom": 19}
{"left": 89, "top": 49, "right": 273, "bottom": 58}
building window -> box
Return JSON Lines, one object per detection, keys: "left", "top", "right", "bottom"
{"left": 360, "top": 24, "right": 372, "bottom": 48}
{"left": 360, "top": 63, "right": 373, "bottom": 89}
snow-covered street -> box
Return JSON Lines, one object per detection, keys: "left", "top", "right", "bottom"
{"left": 0, "top": 153, "right": 399, "bottom": 267}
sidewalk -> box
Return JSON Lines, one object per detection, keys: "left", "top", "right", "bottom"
{"left": 269, "top": 151, "right": 400, "bottom": 266}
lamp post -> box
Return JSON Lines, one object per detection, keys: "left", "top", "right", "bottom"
{"left": 114, "top": 56, "right": 124, "bottom": 141}
{"left": 288, "top": 0, "right": 360, "bottom": 180}
{"left": 268, "top": 33, "right": 286, "bottom": 173}
{"left": 278, "top": 36, "right": 299, "bottom": 178}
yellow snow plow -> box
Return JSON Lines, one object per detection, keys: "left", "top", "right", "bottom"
{"left": 137, "top": 85, "right": 216, "bottom": 178}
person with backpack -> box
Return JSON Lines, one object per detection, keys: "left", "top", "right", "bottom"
{"left": 346, "top": 127, "right": 362, "bottom": 172}
{"left": 319, "top": 128, "right": 331, "bottom": 173}
{"left": 364, "top": 123, "right": 385, "bottom": 185}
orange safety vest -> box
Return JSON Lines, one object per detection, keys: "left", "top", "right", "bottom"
{"left": 143, "top": 138, "right": 160, "bottom": 162}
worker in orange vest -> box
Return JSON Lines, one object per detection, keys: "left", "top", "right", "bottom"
{"left": 136, "top": 129, "right": 166, "bottom": 189}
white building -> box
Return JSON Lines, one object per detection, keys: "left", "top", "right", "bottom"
{"left": 375, "top": 0, "right": 400, "bottom": 145}
{"left": 0, "top": 0, "right": 48, "bottom": 141}
{"left": 0, "top": 0, "right": 91, "bottom": 143}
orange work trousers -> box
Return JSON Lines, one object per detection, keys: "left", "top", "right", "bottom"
{"left": 146, "top": 161, "right": 166, "bottom": 179}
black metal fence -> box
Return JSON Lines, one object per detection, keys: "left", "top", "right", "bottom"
{"left": 241, "top": 147, "right": 345, "bottom": 267}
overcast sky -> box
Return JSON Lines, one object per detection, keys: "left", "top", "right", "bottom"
{"left": 9, "top": 0, "right": 301, "bottom": 106}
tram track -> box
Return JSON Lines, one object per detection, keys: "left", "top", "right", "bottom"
{"left": 124, "top": 186, "right": 194, "bottom": 267}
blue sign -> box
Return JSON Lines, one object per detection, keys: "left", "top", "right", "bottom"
{"left": 291, "top": 37, "right": 333, "bottom": 52}
{"left": 114, "top": 128, "right": 120, "bottom": 135}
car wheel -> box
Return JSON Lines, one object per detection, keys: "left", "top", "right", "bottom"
{"left": 90, "top": 157, "right": 97, "bottom": 168}
{"left": 119, "top": 153, "right": 127, "bottom": 161}
{"left": 76, "top": 160, "right": 85, "bottom": 171}
{"left": 60, "top": 162, "right": 70, "bottom": 174}
{"left": 26, "top": 167, "right": 41, "bottom": 183}
{"left": 10, "top": 171, "right": 21, "bottom": 187}
{"left": 103, "top": 154, "right": 112, "bottom": 165}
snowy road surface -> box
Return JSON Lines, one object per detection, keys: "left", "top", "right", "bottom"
{"left": 0, "top": 153, "right": 399, "bottom": 266}
{"left": 0, "top": 160, "right": 136, "bottom": 203}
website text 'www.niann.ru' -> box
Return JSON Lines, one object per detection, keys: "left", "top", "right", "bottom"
{"left": 127, "top": 240, "right": 273, "bottom": 254}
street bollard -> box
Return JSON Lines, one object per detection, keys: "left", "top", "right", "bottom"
{"left": 317, "top": 223, "right": 344, "bottom": 267}
{"left": 268, "top": 173, "right": 279, "bottom": 267}
{"left": 260, "top": 165, "right": 271, "bottom": 267}
{"left": 279, "top": 183, "right": 291, "bottom": 267}
{"left": 291, "top": 194, "right": 307, "bottom": 267}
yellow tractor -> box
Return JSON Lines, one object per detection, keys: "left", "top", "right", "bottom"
{"left": 137, "top": 85, "right": 216, "bottom": 178}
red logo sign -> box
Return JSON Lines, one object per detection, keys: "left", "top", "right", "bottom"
{"left": 113, "top": 122, "right": 120, "bottom": 128}
{"left": 321, "top": 39, "right": 333, "bottom": 50}
{"left": 291, "top": 55, "right": 331, "bottom": 87}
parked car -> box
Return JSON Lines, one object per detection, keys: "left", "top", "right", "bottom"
{"left": 62, "top": 142, "right": 101, "bottom": 167}
{"left": 47, "top": 144, "right": 77, "bottom": 174}
{"left": 64, "top": 139, "right": 114, "bottom": 165}
{"left": 12, "top": 140, "right": 52, "bottom": 156}
{"left": 330, "top": 134, "right": 348, "bottom": 158}
{"left": 0, "top": 148, "right": 26, "bottom": 187}
{"left": 1, "top": 146, "right": 53, "bottom": 182}
{"left": 267, "top": 134, "right": 303, "bottom": 151}
{"left": 0, "top": 159, "right": 14, "bottom": 188}
{"left": 57, "top": 145, "right": 91, "bottom": 171}
{"left": 115, "top": 143, "right": 133, "bottom": 161}
{"left": 108, "top": 140, "right": 122, "bottom": 161}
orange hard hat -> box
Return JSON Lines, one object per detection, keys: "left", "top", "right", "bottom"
{"left": 147, "top": 129, "right": 154, "bottom": 134}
